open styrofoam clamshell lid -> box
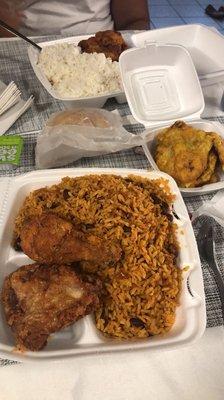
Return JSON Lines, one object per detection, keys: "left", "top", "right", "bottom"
{"left": 130, "top": 24, "right": 224, "bottom": 81}
{"left": 119, "top": 44, "right": 205, "bottom": 129}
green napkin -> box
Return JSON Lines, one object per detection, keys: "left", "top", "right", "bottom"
{"left": 0, "top": 136, "right": 23, "bottom": 168}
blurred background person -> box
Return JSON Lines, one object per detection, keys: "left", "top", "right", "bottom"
{"left": 0, "top": 0, "right": 149, "bottom": 37}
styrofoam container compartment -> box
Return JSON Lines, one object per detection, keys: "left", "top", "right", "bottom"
{"left": 119, "top": 44, "right": 224, "bottom": 196}
{"left": 28, "top": 35, "right": 127, "bottom": 108}
{"left": 131, "top": 24, "right": 224, "bottom": 113}
{"left": 131, "top": 24, "right": 224, "bottom": 82}
{"left": 142, "top": 120, "right": 224, "bottom": 196}
{"left": 0, "top": 168, "right": 206, "bottom": 362}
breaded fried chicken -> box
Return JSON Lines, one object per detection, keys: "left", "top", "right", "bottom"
{"left": 78, "top": 30, "right": 127, "bottom": 61}
{"left": 20, "top": 213, "right": 122, "bottom": 265}
{"left": 1, "top": 263, "right": 101, "bottom": 351}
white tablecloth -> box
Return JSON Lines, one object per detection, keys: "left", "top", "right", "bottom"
{"left": 1, "top": 327, "right": 224, "bottom": 400}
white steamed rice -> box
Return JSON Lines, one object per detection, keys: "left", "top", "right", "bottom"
{"left": 38, "top": 43, "right": 122, "bottom": 98}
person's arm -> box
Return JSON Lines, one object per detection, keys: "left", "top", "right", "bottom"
{"left": 110, "top": 0, "right": 150, "bottom": 31}
{"left": 0, "top": 1, "right": 23, "bottom": 37}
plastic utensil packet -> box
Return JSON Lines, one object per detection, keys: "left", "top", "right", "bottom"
{"left": 0, "top": 135, "right": 23, "bottom": 169}
{"left": 191, "top": 190, "right": 224, "bottom": 227}
{"left": 35, "top": 108, "right": 143, "bottom": 168}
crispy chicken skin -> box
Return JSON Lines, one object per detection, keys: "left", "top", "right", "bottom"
{"left": 1, "top": 263, "right": 101, "bottom": 351}
{"left": 155, "top": 121, "right": 224, "bottom": 188}
{"left": 20, "top": 213, "right": 122, "bottom": 265}
{"left": 78, "top": 30, "right": 127, "bottom": 62}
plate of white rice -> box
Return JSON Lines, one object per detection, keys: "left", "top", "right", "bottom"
{"left": 28, "top": 35, "right": 126, "bottom": 108}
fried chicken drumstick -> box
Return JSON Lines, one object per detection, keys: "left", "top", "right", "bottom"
{"left": 20, "top": 213, "right": 122, "bottom": 265}
{"left": 1, "top": 263, "right": 101, "bottom": 351}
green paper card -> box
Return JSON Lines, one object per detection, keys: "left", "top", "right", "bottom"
{"left": 0, "top": 136, "right": 23, "bottom": 167}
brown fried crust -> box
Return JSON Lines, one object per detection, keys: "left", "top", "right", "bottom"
{"left": 1, "top": 263, "right": 101, "bottom": 351}
{"left": 78, "top": 30, "right": 127, "bottom": 61}
{"left": 20, "top": 213, "right": 122, "bottom": 265}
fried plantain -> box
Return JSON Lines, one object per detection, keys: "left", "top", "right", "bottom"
{"left": 187, "top": 150, "right": 217, "bottom": 188}
{"left": 155, "top": 121, "right": 224, "bottom": 188}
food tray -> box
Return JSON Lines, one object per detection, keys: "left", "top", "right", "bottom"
{"left": 119, "top": 44, "right": 224, "bottom": 196}
{"left": 28, "top": 34, "right": 128, "bottom": 108}
{"left": 0, "top": 168, "right": 206, "bottom": 362}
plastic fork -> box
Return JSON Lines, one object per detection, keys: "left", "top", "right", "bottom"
{"left": 15, "top": 95, "right": 34, "bottom": 119}
{"left": 0, "top": 82, "right": 21, "bottom": 116}
{"left": 197, "top": 220, "right": 224, "bottom": 322}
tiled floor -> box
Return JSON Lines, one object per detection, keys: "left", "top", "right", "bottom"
{"left": 148, "top": 0, "right": 224, "bottom": 33}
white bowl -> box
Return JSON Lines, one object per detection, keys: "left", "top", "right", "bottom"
{"left": 0, "top": 168, "right": 206, "bottom": 362}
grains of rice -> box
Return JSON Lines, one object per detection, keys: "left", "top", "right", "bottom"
{"left": 38, "top": 43, "right": 121, "bottom": 98}
{"left": 14, "top": 174, "right": 182, "bottom": 339}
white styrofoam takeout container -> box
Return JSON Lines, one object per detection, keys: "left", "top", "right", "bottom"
{"left": 28, "top": 34, "right": 129, "bottom": 108}
{"left": 131, "top": 24, "right": 224, "bottom": 83}
{"left": 0, "top": 168, "right": 206, "bottom": 362}
{"left": 131, "top": 24, "right": 224, "bottom": 113}
{"left": 119, "top": 44, "right": 224, "bottom": 196}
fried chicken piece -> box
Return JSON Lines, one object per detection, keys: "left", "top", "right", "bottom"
{"left": 95, "top": 30, "right": 125, "bottom": 48}
{"left": 102, "top": 45, "right": 121, "bottom": 62}
{"left": 78, "top": 30, "right": 127, "bottom": 61}
{"left": 1, "top": 263, "right": 101, "bottom": 351}
{"left": 20, "top": 213, "right": 122, "bottom": 265}
{"left": 155, "top": 121, "right": 224, "bottom": 188}
{"left": 78, "top": 37, "right": 102, "bottom": 54}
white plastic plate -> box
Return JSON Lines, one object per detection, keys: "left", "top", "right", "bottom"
{"left": 142, "top": 120, "right": 224, "bottom": 196}
{"left": 28, "top": 35, "right": 127, "bottom": 108}
{"left": 0, "top": 168, "right": 206, "bottom": 362}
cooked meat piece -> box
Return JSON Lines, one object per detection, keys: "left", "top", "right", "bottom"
{"left": 79, "top": 260, "right": 107, "bottom": 274}
{"left": 20, "top": 213, "right": 122, "bottom": 265}
{"left": 1, "top": 263, "right": 101, "bottom": 351}
{"left": 78, "top": 30, "right": 127, "bottom": 61}
{"left": 78, "top": 37, "right": 102, "bottom": 54}
{"left": 155, "top": 121, "right": 224, "bottom": 188}
{"left": 102, "top": 46, "right": 121, "bottom": 62}
{"left": 95, "top": 30, "right": 125, "bottom": 48}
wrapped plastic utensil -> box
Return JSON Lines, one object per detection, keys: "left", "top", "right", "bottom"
{"left": 191, "top": 190, "right": 224, "bottom": 227}
{"left": 0, "top": 82, "right": 21, "bottom": 116}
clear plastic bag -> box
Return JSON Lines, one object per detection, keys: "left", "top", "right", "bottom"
{"left": 35, "top": 108, "right": 142, "bottom": 168}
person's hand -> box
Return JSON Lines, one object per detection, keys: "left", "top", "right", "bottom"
{"left": 0, "top": 1, "right": 23, "bottom": 36}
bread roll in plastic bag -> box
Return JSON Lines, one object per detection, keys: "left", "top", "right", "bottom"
{"left": 35, "top": 108, "right": 142, "bottom": 168}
